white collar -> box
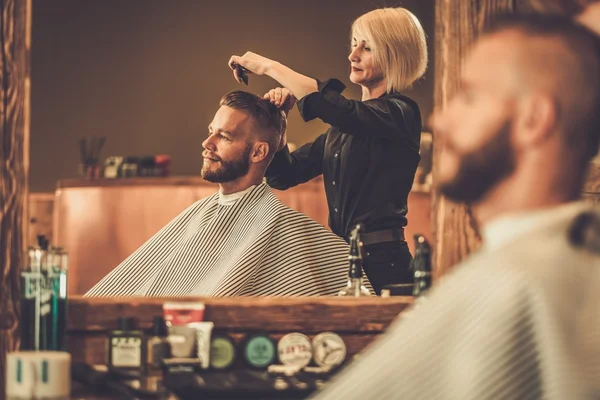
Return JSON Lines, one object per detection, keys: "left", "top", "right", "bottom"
{"left": 481, "top": 202, "right": 590, "bottom": 252}
{"left": 218, "top": 185, "right": 257, "bottom": 206}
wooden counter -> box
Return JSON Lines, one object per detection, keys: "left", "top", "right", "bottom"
{"left": 67, "top": 296, "right": 413, "bottom": 366}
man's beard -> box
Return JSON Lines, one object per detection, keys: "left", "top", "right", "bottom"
{"left": 201, "top": 144, "right": 252, "bottom": 183}
{"left": 439, "top": 122, "right": 516, "bottom": 204}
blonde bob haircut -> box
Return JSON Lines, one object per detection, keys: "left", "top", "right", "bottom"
{"left": 351, "top": 7, "right": 428, "bottom": 93}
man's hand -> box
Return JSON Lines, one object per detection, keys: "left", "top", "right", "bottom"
{"left": 228, "top": 52, "right": 275, "bottom": 83}
{"left": 264, "top": 87, "right": 297, "bottom": 115}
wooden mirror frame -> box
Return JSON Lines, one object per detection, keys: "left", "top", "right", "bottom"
{"left": 3, "top": 0, "right": 600, "bottom": 396}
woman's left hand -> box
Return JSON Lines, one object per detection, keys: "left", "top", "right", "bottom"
{"left": 228, "top": 52, "right": 275, "bottom": 82}
{"left": 264, "top": 87, "right": 296, "bottom": 114}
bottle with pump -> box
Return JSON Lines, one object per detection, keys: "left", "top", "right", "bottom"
{"left": 20, "top": 235, "right": 68, "bottom": 351}
{"left": 146, "top": 316, "right": 171, "bottom": 375}
{"left": 338, "top": 224, "right": 371, "bottom": 297}
{"left": 411, "top": 234, "right": 432, "bottom": 297}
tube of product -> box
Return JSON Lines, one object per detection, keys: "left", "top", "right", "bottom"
{"left": 163, "top": 302, "right": 205, "bottom": 358}
{"left": 189, "top": 321, "right": 214, "bottom": 369}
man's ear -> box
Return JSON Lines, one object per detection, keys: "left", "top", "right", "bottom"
{"left": 250, "top": 141, "right": 269, "bottom": 164}
{"left": 513, "top": 94, "right": 557, "bottom": 148}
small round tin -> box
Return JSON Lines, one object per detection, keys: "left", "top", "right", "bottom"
{"left": 209, "top": 335, "right": 236, "bottom": 370}
{"left": 312, "top": 332, "right": 346, "bottom": 368}
{"left": 243, "top": 334, "right": 276, "bottom": 369}
{"left": 277, "top": 333, "right": 313, "bottom": 368}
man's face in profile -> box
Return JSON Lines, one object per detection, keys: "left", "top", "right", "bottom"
{"left": 201, "top": 106, "right": 253, "bottom": 183}
{"left": 431, "top": 33, "right": 520, "bottom": 203}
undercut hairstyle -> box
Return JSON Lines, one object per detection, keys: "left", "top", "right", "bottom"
{"left": 485, "top": 13, "right": 600, "bottom": 162}
{"left": 219, "top": 91, "right": 286, "bottom": 159}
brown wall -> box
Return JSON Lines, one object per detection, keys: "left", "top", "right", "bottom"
{"left": 30, "top": 0, "right": 434, "bottom": 192}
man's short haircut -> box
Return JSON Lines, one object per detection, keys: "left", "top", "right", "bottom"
{"left": 484, "top": 13, "right": 600, "bottom": 162}
{"left": 219, "top": 91, "right": 286, "bottom": 158}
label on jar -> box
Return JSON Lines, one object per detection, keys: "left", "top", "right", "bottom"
{"left": 277, "top": 333, "right": 312, "bottom": 368}
{"left": 312, "top": 332, "right": 346, "bottom": 368}
{"left": 244, "top": 335, "right": 276, "bottom": 369}
{"left": 210, "top": 336, "right": 236, "bottom": 370}
{"left": 111, "top": 336, "right": 142, "bottom": 367}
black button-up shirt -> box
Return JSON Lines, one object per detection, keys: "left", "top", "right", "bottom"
{"left": 266, "top": 79, "right": 421, "bottom": 240}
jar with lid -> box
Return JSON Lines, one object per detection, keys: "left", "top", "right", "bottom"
{"left": 120, "top": 156, "right": 139, "bottom": 178}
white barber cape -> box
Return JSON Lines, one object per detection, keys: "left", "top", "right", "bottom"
{"left": 86, "top": 182, "right": 368, "bottom": 297}
{"left": 313, "top": 202, "right": 600, "bottom": 400}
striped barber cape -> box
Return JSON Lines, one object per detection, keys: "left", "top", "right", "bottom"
{"left": 86, "top": 182, "right": 369, "bottom": 297}
{"left": 312, "top": 202, "right": 600, "bottom": 399}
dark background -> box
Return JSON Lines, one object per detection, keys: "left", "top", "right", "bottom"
{"left": 30, "top": 0, "right": 434, "bottom": 192}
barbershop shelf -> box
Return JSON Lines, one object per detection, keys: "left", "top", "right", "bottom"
{"left": 57, "top": 175, "right": 322, "bottom": 189}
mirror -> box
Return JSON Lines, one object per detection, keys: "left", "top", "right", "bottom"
{"left": 27, "top": 0, "right": 435, "bottom": 296}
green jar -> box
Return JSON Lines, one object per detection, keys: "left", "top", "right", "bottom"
{"left": 210, "top": 335, "right": 237, "bottom": 370}
{"left": 243, "top": 334, "right": 276, "bottom": 369}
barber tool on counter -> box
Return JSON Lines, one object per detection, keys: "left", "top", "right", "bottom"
{"left": 154, "top": 154, "right": 172, "bottom": 177}
{"left": 146, "top": 316, "right": 171, "bottom": 375}
{"left": 6, "top": 351, "right": 71, "bottom": 400}
{"left": 311, "top": 332, "right": 347, "bottom": 369}
{"left": 209, "top": 334, "right": 237, "bottom": 370}
{"left": 161, "top": 331, "right": 346, "bottom": 399}
{"left": 277, "top": 333, "right": 312, "bottom": 369}
{"left": 103, "top": 154, "right": 172, "bottom": 178}
{"left": 102, "top": 156, "right": 123, "bottom": 178}
{"left": 107, "top": 317, "right": 145, "bottom": 376}
{"left": 412, "top": 234, "right": 432, "bottom": 297}
{"left": 338, "top": 224, "right": 371, "bottom": 297}
{"left": 78, "top": 136, "right": 105, "bottom": 179}
{"left": 69, "top": 299, "right": 353, "bottom": 398}
{"left": 8, "top": 236, "right": 71, "bottom": 399}
{"left": 380, "top": 233, "right": 432, "bottom": 298}
{"left": 21, "top": 235, "right": 68, "bottom": 351}
{"left": 120, "top": 156, "right": 139, "bottom": 178}
{"left": 242, "top": 333, "right": 277, "bottom": 370}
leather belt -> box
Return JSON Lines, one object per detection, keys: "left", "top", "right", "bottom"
{"left": 360, "top": 228, "right": 405, "bottom": 246}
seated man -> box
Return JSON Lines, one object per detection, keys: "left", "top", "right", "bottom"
{"left": 87, "top": 91, "right": 368, "bottom": 297}
{"left": 312, "top": 14, "right": 600, "bottom": 399}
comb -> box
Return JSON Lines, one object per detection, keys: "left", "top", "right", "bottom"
{"left": 231, "top": 62, "right": 249, "bottom": 85}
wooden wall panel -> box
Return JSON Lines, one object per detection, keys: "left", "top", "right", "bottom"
{"left": 432, "top": 0, "right": 515, "bottom": 280}
{"left": 432, "top": 0, "right": 600, "bottom": 281}
{"left": 0, "top": 0, "right": 31, "bottom": 397}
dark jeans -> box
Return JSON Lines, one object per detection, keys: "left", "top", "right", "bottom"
{"left": 363, "top": 240, "right": 413, "bottom": 295}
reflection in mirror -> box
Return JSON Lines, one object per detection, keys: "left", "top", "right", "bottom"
{"left": 29, "top": 0, "right": 434, "bottom": 297}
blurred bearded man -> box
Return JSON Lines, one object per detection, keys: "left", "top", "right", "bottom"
{"left": 312, "top": 14, "right": 600, "bottom": 400}
{"left": 87, "top": 91, "right": 372, "bottom": 297}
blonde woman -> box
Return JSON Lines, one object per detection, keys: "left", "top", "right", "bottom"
{"left": 228, "top": 7, "right": 428, "bottom": 294}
